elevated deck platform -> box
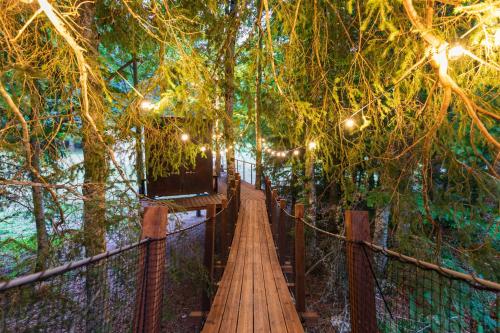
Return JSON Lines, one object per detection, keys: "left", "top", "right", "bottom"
{"left": 202, "top": 182, "right": 303, "bottom": 333}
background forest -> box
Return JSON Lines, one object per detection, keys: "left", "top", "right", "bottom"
{"left": 0, "top": 0, "right": 498, "bottom": 300}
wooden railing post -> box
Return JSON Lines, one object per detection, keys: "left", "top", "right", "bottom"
{"left": 134, "top": 206, "right": 168, "bottom": 333}
{"left": 202, "top": 204, "right": 217, "bottom": 311}
{"left": 294, "top": 203, "right": 306, "bottom": 313}
{"left": 265, "top": 177, "right": 271, "bottom": 217}
{"left": 278, "top": 199, "right": 287, "bottom": 265}
{"left": 271, "top": 189, "right": 278, "bottom": 240}
{"left": 220, "top": 198, "right": 228, "bottom": 262}
{"left": 235, "top": 173, "right": 241, "bottom": 207}
{"left": 345, "top": 210, "right": 377, "bottom": 333}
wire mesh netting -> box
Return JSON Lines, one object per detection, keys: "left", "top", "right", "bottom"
{"left": 0, "top": 241, "right": 146, "bottom": 333}
{"left": 161, "top": 221, "right": 207, "bottom": 332}
{"left": 365, "top": 244, "right": 499, "bottom": 332}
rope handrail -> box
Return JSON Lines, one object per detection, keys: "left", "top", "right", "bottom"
{"left": 0, "top": 238, "right": 150, "bottom": 292}
{"left": 1, "top": 178, "right": 238, "bottom": 291}
{"left": 261, "top": 169, "right": 500, "bottom": 293}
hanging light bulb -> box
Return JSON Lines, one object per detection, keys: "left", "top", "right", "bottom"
{"left": 308, "top": 141, "right": 317, "bottom": 150}
{"left": 345, "top": 118, "right": 356, "bottom": 129}
{"left": 200, "top": 146, "right": 207, "bottom": 152}
{"left": 181, "top": 133, "right": 190, "bottom": 142}
{"left": 293, "top": 149, "right": 300, "bottom": 156}
{"left": 139, "top": 99, "right": 155, "bottom": 112}
{"left": 448, "top": 44, "right": 466, "bottom": 60}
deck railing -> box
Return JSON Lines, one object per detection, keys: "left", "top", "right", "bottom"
{"left": 0, "top": 179, "right": 242, "bottom": 333}
{"left": 263, "top": 175, "right": 500, "bottom": 332}
{"left": 235, "top": 159, "right": 256, "bottom": 185}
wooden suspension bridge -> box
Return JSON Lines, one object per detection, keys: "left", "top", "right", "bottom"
{"left": 202, "top": 181, "right": 304, "bottom": 333}
{"left": 2, "top": 159, "right": 498, "bottom": 333}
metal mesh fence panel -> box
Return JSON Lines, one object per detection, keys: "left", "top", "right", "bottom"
{"left": 364, "top": 244, "right": 499, "bottom": 333}
{"left": 0, "top": 241, "right": 146, "bottom": 333}
{"left": 303, "top": 220, "right": 350, "bottom": 332}
{"left": 161, "top": 222, "right": 207, "bottom": 332}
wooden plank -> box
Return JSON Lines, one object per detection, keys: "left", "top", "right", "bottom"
{"left": 253, "top": 200, "right": 271, "bottom": 333}
{"left": 257, "top": 203, "right": 288, "bottom": 333}
{"left": 261, "top": 203, "right": 304, "bottom": 333}
{"left": 237, "top": 201, "right": 254, "bottom": 332}
{"left": 202, "top": 206, "right": 245, "bottom": 332}
{"left": 218, "top": 204, "right": 248, "bottom": 332}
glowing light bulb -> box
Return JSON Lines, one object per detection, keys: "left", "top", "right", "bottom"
{"left": 345, "top": 118, "right": 356, "bottom": 129}
{"left": 181, "top": 133, "right": 189, "bottom": 142}
{"left": 271, "top": 151, "right": 276, "bottom": 156}
{"left": 293, "top": 150, "right": 300, "bottom": 156}
{"left": 224, "top": 148, "right": 228, "bottom": 153}
{"left": 200, "top": 146, "right": 207, "bottom": 152}
{"left": 308, "top": 141, "right": 317, "bottom": 150}
{"left": 448, "top": 44, "right": 466, "bottom": 60}
{"left": 139, "top": 100, "right": 155, "bottom": 111}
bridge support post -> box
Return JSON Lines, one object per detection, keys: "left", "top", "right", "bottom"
{"left": 220, "top": 198, "right": 229, "bottom": 262}
{"left": 265, "top": 177, "right": 271, "bottom": 218}
{"left": 294, "top": 203, "right": 306, "bottom": 313}
{"left": 134, "top": 206, "right": 168, "bottom": 333}
{"left": 202, "top": 204, "right": 217, "bottom": 311}
{"left": 278, "top": 199, "right": 287, "bottom": 265}
{"left": 345, "top": 210, "right": 377, "bottom": 333}
{"left": 271, "top": 189, "right": 278, "bottom": 240}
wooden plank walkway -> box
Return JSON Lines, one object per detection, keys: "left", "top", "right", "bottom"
{"left": 202, "top": 182, "right": 304, "bottom": 333}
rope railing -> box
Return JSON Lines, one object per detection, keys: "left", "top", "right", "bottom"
{"left": 262, "top": 172, "right": 500, "bottom": 332}
{"left": 0, "top": 176, "right": 242, "bottom": 332}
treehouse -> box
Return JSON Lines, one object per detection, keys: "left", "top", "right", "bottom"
{"left": 142, "top": 116, "right": 224, "bottom": 211}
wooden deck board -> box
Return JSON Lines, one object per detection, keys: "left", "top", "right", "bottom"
{"left": 202, "top": 181, "right": 304, "bottom": 333}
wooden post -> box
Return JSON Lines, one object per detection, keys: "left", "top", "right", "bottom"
{"left": 202, "top": 204, "right": 217, "bottom": 311}
{"left": 220, "top": 198, "right": 228, "bottom": 262}
{"left": 134, "top": 206, "right": 168, "bottom": 333}
{"left": 294, "top": 203, "right": 306, "bottom": 313}
{"left": 271, "top": 189, "right": 278, "bottom": 240}
{"left": 345, "top": 210, "right": 377, "bottom": 333}
{"left": 235, "top": 179, "right": 241, "bottom": 213}
{"left": 279, "top": 199, "right": 287, "bottom": 265}
{"left": 235, "top": 173, "right": 241, "bottom": 207}
{"left": 265, "top": 177, "right": 271, "bottom": 217}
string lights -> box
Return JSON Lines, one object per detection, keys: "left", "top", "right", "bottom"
{"left": 180, "top": 133, "right": 190, "bottom": 142}
{"left": 139, "top": 99, "right": 155, "bottom": 112}
{"left": 344, "top": 118, "right": 356, "bottom": 129}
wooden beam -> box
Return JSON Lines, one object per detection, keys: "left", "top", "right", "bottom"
{"left": 345, "top": 210, "right": 377, "bottom": 333}
{"left": 134, "top": 206, "right": 168, "bottom": 333}
{"left": 294, "top": 203, "right": 306, "bottom": 313}
{"left": 278, "top": 199, "right": 287, "bottom": 265}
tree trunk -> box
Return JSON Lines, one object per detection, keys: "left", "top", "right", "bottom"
{"left": 305, "top": 148, "right": 316, "bottom": 221}
{"left": 224, "top": 0, "right": 239, "bottom": 194}
{"left": 215, "top": 119, "right": 222, "bottom": 175}
{"left": 78, "top": 0, "right": 107, "bottom": 257}
{"left": 254, "top": 0, "right": 263, "bottom": 190}
{"left": 132, "top": 56, "right": 145, "bottom": 195}
{"left": 29, "top": 91, "right": 49, "bottom": 271}
{"left": 373, "top": 205, "right": 390, "bottom": 272}
{"left": 78, "top": 3, "right": 108, "bottom": 331}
